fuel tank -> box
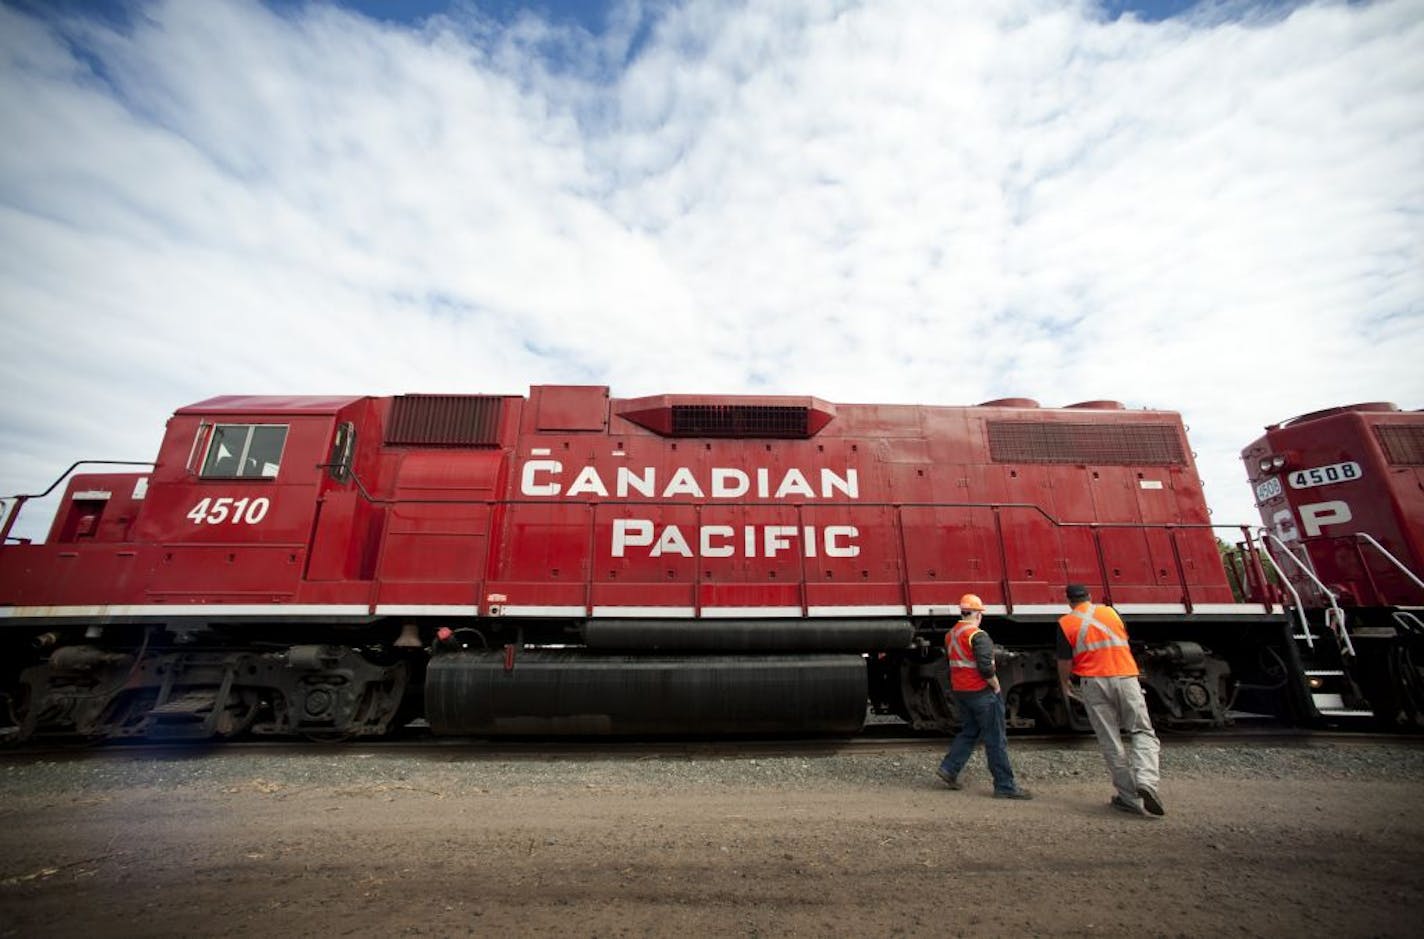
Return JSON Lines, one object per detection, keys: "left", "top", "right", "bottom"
{"left": 425, "top": 650, "right": 868, "bottom": 735}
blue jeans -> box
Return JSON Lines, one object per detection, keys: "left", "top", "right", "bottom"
{"left": 940, "top": 689, "right": 1019, "bottom": 794}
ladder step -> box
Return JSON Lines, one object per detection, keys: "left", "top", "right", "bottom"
{"left": 149, "top": 691, "right": 217, "bottom": 718}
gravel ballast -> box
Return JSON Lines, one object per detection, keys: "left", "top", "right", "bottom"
{"left": 2, "top": 738, "right": 1422, "bottom": 938}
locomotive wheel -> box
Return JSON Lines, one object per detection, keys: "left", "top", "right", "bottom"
{"left": 1382, "top": 644, "right": 1424, "bottom": 730}
{"left": 0, "top": 686, "right": 29, "bottom": 744}
{"left": 868, "top": 651, "right": 954, "bottom": 732}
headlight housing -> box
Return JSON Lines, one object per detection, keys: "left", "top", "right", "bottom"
{"left": 1258, "top": 454, "right": 1286, "bottom": 473}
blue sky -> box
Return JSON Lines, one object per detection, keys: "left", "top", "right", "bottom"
{"left": 0, "top": 0, "right": 1420, "bottom": 540}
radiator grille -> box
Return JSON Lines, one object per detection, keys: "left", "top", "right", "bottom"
{"left": 1376, "top": 424, "right": 1424, "bottom": 465}
{"left": 988, "top": 421, "right": 1186, "bottom": 465}
{"left": 670, "top": 405, "right": 810, "bottom": 438}
{"left": 385, "top": 395, "right": 502, "bottom": 447}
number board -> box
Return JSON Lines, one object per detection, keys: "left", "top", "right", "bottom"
{"left": 1288, "top": 462, "right": 1362, "bottom": 489}
{"left": 1254, "top": 476, "right": 1283, "bottom": 502}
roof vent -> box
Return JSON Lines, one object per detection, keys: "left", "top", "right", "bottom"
{"left": 1376, "top": 424, "right": 1424, "bottom": 465}
{"left": 988, "top": 421, "right": 1186, "bottom": 465}
{"left": 385, "top": 395, "right": 503, "bottom": 447}
{"left": 1066, "top": 400, "right": 1126, "bottom": 410}
{"left": 977, "top": 398, "right": 1040, "bottom": 408}
{"left": 618, "top": 395, "right": 836, "bottom": 439}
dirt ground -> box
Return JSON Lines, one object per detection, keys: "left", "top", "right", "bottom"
{"left": 1, "top": 744, "right": 1422, "bottom": 938}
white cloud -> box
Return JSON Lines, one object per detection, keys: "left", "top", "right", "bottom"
{"left": 0, "top": 0, "right": 1420, "bottom": 541}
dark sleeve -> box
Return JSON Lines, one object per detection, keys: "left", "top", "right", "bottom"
{"left": 1056, "top": 626, "right": 1073, "bottom": 661}
{"left": 971, "top": 630, "right": 996, "bottom": 679}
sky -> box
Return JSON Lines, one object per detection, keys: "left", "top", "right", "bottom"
{"left": 0, "top": 0, "right": 1421, "bottom": 543}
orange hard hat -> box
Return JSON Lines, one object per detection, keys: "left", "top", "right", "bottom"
{"left": 958, "top": 593, "right": 985, "bottom": 612}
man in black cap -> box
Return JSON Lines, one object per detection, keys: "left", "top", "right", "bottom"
{"left": 1057, "top": 584, "right": 1164, "bottom": 817}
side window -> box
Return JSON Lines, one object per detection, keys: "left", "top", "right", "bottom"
{"left": 201, "top": 424, "right": 289, "bottom": 479}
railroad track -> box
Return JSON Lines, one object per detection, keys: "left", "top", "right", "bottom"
{"left": 2, "top": 721, "right": 1419, "bottom": 762}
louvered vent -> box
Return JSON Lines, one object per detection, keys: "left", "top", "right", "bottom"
{"left": 988, "top": 421, "right": 1186, "bottom": 465}
{"left": 1376, "top": 424, "right": 1424, "bottom": 465}
{"left": 385, "top": 395, "right": 502, "bottom": 447}
{"left": 618, "top": 394, "right": 835, "bottom": 438}
{"left": 670, "top": 404, "right": 809, "bottom": 438}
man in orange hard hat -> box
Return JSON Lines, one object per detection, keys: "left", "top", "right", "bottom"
{"left": 1058, "top": 584, "right": 1165, "bottom": 816}
{"left": 935, "top": 593, "right": 1031, "bottom": 799}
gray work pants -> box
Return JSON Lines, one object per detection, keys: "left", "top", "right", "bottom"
{"left": 1080, "top": 675, "right": 1161, "bottom": 806}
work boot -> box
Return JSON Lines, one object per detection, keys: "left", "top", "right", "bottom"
{"left": 1110, "top": 795, "right": 1146, "bottom": 815}
{"left": 993, "top": 789, "right": 1033, "bottom": 800}
{"left": 1137, "top": 786, "right": 1165, "bottom": 816}
{"left": 935, "top": 767, "right": 961, "bottom": 790}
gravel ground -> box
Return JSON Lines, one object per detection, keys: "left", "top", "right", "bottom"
{"left": 3, "top": 737, "right": 1422, "bottom": 794}
{"left": 2, "top": 738, "right": 1423, "bottom": 937}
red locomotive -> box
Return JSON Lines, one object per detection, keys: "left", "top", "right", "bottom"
{"left": 1241, "top": 403, "right": 1424, "bottom": 726}
{"left": 0, "top": 385, "right": 1414, "bottom": 741}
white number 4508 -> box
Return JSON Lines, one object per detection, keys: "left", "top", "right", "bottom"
{"left": 187, "top": 496, "right": 271, "bottom": 525}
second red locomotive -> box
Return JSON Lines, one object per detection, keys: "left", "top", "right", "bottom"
{"left": 1241, "top": 403, "right": 1424, "bottom": 726}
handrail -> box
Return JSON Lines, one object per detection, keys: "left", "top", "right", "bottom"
{"left": 1356, "top": 533, "right": 1424, "bottom": 594}
{"left": 1236, "top": 525, "right": 1278, "bottom": 608}
{"left": 1253, "top": 534, "right": 1318, "bottom": 650}
{"left": 1393, "top": 611, "right": 1424, "bottom": 637}
{"left": 1, "top": 460, "right": 155, "bottom": 544}
{"left": 1166, "top": 528, "right": 1192, "bottom": 612}
{"left": 1258, "top": 530, "right": 1354, "bottom": 656}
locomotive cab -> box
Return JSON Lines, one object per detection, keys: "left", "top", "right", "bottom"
{"left": 0, "top": 395, "right": 414, "bottom": 741}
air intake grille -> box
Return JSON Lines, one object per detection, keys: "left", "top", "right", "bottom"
{"left": 670, "top": 405, "right": 810, "bottom": 438}
{"left": 1376, "top": 424, "right": 1424, "bottom": 465}
{"left": 988, "top": 421, "right": 1186, "bottom": 465}
{"left": 385, "top": 395, "right": 502, "bottom": 447}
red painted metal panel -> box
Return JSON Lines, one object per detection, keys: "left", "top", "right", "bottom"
{"left": 532, "top": 385, "right": 608, "bottom": 432}
{"left": 145, "top": 545, "right": 305, "bottom": 601}
{"left": 376, "top": 449, "right": 502, "bottom": 588}
{"left": 495, "top": 503, "right": 592, "bottom": 580}
{"left": 305, "top": 489, "right": 360, "bottom": 581}
{"left": 591, "top": 582, "right": 689, "bottom": 610}
{"left": 374, "top": 580, "right": 480, "bottom": 607}
{"left": 46, "top": 473, "right": 148, "bottom": 544}
{"left": 0, "top": 545, "right": 153, "bottom": 605}
{"left": 381, "top": 518, "right": 489, "bottom": 582}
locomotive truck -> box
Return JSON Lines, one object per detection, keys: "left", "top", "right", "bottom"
{"left": 0, "top": 386, "right": 1418, "bottom": 741}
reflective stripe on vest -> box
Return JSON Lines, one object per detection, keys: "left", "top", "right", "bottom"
{"left": 1059, "top": 603, "right": 1138, "bottom": 677}
{"left": 947, "top": 621, "right": 989, "bottom": 692}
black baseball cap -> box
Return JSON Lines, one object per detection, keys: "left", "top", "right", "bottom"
{"left": 1066, "top": 584, "right": 1091, "bottom": 601}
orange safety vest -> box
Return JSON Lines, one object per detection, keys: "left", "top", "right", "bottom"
{"left": 946, "top": 620, "right": 990, "bottom": 692}
{"left": 1058, "top": 602, "right": 1138, "bottom": 677}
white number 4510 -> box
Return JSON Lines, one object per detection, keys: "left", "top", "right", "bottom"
{"left": 187, "top": 496, "right": 271, "bottom": 525}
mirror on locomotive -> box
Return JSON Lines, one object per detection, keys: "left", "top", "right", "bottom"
{"left": 326, "top": 421, "right": 356, "bottom": 483}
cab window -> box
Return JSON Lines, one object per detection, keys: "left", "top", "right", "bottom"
{"left": 201, "top": 424, "right": 288, "bottom": 479}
